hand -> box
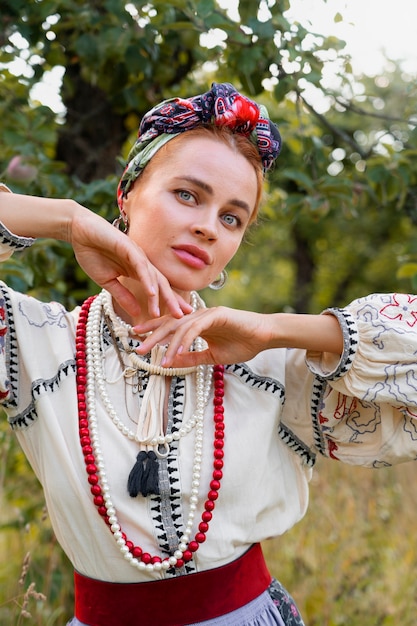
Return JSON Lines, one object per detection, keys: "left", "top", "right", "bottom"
{"left": 133, "top": 306, "right": 344, "bottom": 367}
{"left": 133, "top": 306, "right": 273, "bottom": 367}
{"left": 70, "top": 207, "right": 192, "bottom": 320}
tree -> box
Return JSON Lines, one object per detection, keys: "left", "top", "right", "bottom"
{"left": 217, "top": 64, "right": 417, "bottom": 313}
{"left": 1, "top": 0, "right": 416, "bottom": 313}
{"left": 1, "top": 1, "right": 417, "bottom": 622}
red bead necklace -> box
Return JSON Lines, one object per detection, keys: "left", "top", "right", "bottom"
{"left": 75, "top": 295, "right": 225, "bottom": 570}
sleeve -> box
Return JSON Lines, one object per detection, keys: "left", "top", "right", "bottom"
{"left": 0, "top": 183, "right": 35, "bottom": 402}
{"left": 304, "top": 293, "right": 417, "bottom": 467}
{"left": 0, "top": 184, "right": 35, "bottom": 261}
{"left": 0, "top": 290, "right": 11, "bottom": 402}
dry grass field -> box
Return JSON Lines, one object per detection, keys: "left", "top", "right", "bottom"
{"left": 264, "top": 458, "right": 417, "bottom": 625}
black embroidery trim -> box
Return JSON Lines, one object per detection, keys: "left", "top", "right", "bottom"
{"left": 150, "top": 377, "right": 195, "bottom": 576}
{"left": 310, "top": 308, "right": 359, "bottom": 380}
{"left": 278, "top": 422, "right": 316, "bottom": 467}
{"left": 224, "top": 361, "right": 319, "bottom": 464}
{"left": 225, "top": 362, "right": 285, "bottom": 399}
{"left": 8, "top": 360, "right": 76, "bottom": 430}
{"left": 306, "top": 308, "right": 360, "bottom": 457}
{"left": 0, "top": 221, "right": 35, "bottom": 251}
{"left": 0, "top": 283, "right": 18, "bottom": 408}
{"left": 310, "top": 377, "right": 328, "bottom": 457}
{"left": 8, "top": 402, "right": 37, "bottom": 429}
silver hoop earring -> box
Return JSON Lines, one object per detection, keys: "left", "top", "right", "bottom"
{"left": 112, "top": 215, "right": 129, "bottom": 234}
{"left": 209, "top": 269, "right": 228, "bottom": 290}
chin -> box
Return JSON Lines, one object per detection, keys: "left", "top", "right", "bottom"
{"left": 167, "top": 272, "right": 207, "bottom": 292}
{"left": 171, "top": 279, "right": 209, "bottom": 295}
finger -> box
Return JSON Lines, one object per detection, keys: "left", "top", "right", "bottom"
{"left": 121, "top": 249, "right": 161, "bottom": 316}
{"left": 177, "top": 294, "right": 194, "bottom": 315}
{"left": 160, "top": 310, "right": 218, "bottom": 365}
{"left": 134, "top": 311, "right": 203, "bottom": 359}
{"left": 103, "top": 278, "right": 143, "bottom": 319}
{"left": 133, "top": 304, "right": 202, "bottom": 336}
{"left": 154, "top": 276, "right": 186, "bottom": 319}
{"left": 134, "top": 317, "right": 185, "bottom": 353}
{"left": 146, "top": 290, "right": 161, "bottom": 318}
{"left": 164, "top": 349, "right": 215, "bottom": 368}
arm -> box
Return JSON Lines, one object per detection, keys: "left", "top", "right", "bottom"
{"left": 0, "top": 188, "right": 76, "bottom": 241}
{"left": 286, "top": 293, "right": 417, "bottom": 467}
{"left": 137, "top": 293, "right": 417, "bottom": 468}
{"left": 0, "top": 190, "right": 190, "bottom": 320}
{"left": 133, "top": 306, "right": 343, "bottom": 366}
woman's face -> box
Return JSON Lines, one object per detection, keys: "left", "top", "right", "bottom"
{"left": 123, "top": 135, "right": 258, "bottom": 296}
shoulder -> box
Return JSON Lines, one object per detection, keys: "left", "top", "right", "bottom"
{"left": 0, "top": 281, "right": 77, "bottom": 339}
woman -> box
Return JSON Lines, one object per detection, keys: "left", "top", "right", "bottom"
{"left": 0, "top": 83, "right": 416, "bottom": 626}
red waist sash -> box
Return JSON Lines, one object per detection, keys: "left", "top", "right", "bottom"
{"left": 74, "top": 543, "right": 272, "bottom": 626}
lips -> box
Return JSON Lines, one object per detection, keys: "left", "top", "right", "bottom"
{"left": 172, "top": 244, "right": 212, "bottom": 269}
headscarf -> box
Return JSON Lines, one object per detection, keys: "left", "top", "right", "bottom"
{"left": 117, "top": 82, "right": 282, "bottom": 218}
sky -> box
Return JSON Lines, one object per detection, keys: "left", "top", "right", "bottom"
{"left": 285, "top": 0, "right": 417, "bottom": 75}
{"left": 29, "top": 0, "right": 417, "bottom": 111}
{"left": 216, "top": 0, "right": 417, "bottom": 75}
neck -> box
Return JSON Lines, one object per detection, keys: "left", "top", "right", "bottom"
{"left": 115, "top": 278, "right": 191, "bottom": 326}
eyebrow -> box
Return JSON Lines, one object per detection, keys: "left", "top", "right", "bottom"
{"left": 174, "top": 176, "right": 252, "bottom": 214}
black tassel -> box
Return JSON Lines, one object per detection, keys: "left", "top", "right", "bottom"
{"left": 127, "top": 451, "right": 147, "bottom": 497}
{"left": 127, "top": 451, "right": 160, "bottom": 497}
{"left": 142, "top": 451, "right": 160, "bottom": 496}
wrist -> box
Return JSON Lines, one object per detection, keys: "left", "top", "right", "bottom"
{"left": 62, "top": 199, "right": 89, "bottom": 244}
{"left": 260, "top": 313, "right": 299, "bottom": 350}
{"left": 260, "top": 312, "right": 343, "bottom": 355}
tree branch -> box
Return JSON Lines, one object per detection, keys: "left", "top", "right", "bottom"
{"left": 298, "top": 92, "right": 371, "bottom": 158}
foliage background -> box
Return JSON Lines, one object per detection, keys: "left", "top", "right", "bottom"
{"left": 0, "top": 0, "right": 416, "bottom": 623}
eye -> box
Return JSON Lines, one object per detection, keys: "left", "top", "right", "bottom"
{"left": 222, "top": 213, "right": 241, "bottom": 228}
{"left": 176, "top": 189, "right": 196, "bottom": 203}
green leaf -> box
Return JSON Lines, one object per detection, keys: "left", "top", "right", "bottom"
{"left": 247, "top": 17, "right": 276, "bottom": 39}
{"left": 74, "top": 33, "right": 100, "bottom": 64}
{"left": 1, "top": 257, "right": 34, "bottom": 288}
{"left": 397, "top": 263, "right": 417, "bottom": 279}
{"left": 196, "top": 0, "right": 216, "bottom": 19}
{"left": 159, "top": 21, "right": 200, "bottom": 31}
{"left": 274, "top": 78, "right": 292, "bottom": 101}
{"left": 282, "top": 168, "right": 314, "bottom": 192}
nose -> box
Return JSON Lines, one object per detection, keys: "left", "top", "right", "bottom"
{"left": 192, "top": 210, "right": 218, "bottom": 241}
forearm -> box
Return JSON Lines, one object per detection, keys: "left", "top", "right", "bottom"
{"left": 0, "top": 189, "right": 191, "bottom": 321}
{"left": 261, "top": 312, "right": 343, "bottom": 355}
{"left": 0, "top": 190, "right": 87, "bottom": 242}
{"left": 134, "top": 306, "right": 345, "bottom": 368}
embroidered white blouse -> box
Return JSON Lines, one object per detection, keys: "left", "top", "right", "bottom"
{"left": 1, "top": 214, "right": 417, "bottom": 584}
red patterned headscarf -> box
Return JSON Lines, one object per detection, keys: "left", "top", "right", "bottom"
{"left": 117, "top": 82, "right": 281, "bottom": 216}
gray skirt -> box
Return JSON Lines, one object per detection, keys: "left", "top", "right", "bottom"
{"left": 67, "top": 578, "right": 305, "bottom": 626}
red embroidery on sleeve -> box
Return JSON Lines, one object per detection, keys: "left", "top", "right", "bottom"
{"left": 380, "top": 293, "right": 417, "bottom": 327}
{"left": 327, "top": 440, "right": 339, "bottom": 460}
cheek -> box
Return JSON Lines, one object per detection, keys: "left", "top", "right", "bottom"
{"left": 218, "top": 235, "right": 244, "bottom": 267}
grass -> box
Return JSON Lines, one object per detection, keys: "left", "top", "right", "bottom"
{"left": 2, "top": 420, "right": 417, "bottom": 625}
{"left": 263, "top": 458, "right": 417, "bottom": 625}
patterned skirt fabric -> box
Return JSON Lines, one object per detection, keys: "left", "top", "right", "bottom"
{"left": 67, "top": 577, "right": 305, "bottom": 626}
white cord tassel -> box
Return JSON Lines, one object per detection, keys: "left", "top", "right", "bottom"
{"left": 136, "top": 344, "right": 168, "bottom": 451}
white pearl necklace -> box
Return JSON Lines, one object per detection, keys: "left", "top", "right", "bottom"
{"left": 92, "top": 291, "right": 211, "bottom": 450}
{"left": 85, "top": 291, "right": 214, "bottom": 571}
{"left": 101, "top": 289, "right": 198, "bottom": 376}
